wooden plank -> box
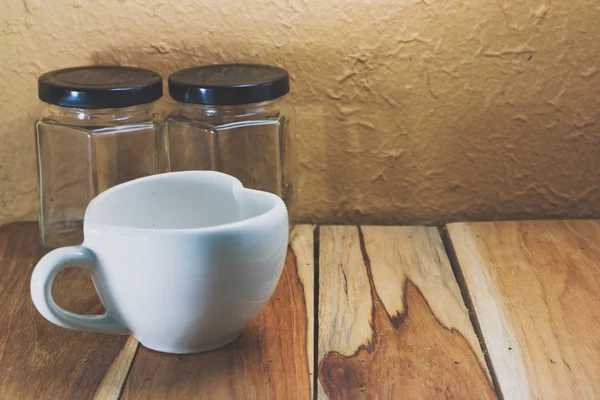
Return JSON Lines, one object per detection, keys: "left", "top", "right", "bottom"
{"left": 0, "top": 222, "right": 131, "bottom": 399}
{"left": 121, "top": 225, "right": 315, "bottom": 400}
{"left": 317, "top": 226, "right": 495, "bottom": 399}
{"left": 293, "top": 225, "right": 316, "bottom": 396}
{"left": 447, "top": 220, "right": 600, "bottom": 399}
{"left": 93, "top": 336, "right": 139, "bottom": 400}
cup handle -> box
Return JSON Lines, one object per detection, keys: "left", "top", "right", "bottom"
{"left": 30, "top": 246, "right": 129, "bottom": 334}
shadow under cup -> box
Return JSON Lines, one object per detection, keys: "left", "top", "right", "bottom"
{"left": 33, "top": 171, "right": 289, "bottom": 354}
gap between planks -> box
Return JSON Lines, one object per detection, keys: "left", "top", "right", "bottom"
{"left": 440, "top": 226, "right": 504, "bottom": 399}
{"left": 93, "top": 336, "right": 139, "bottom": 400}
{"left": 316, "top": 225, "right": 495, "bottom": 399}
{"left": 312, "top": 225, "right": 321, "bottom": 400}
{"left": 93, "top": 225, "right": 316, "bottom": 400}
{"left": 92, "top": 224, "right": 497, "bottom": 400}
{"left": 445, "top": 221, "right": 600, "bottom": 399}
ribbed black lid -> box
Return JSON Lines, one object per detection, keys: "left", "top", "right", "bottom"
{"left": 38, "top": 65, "right": 163, "bottom": 109}
{"left": 168, "top": 64, "right": 290, "bottom": 106}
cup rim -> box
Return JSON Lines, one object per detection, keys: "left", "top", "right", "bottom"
{"left": 83, "top": 171, "right": 288, "bottom": 235}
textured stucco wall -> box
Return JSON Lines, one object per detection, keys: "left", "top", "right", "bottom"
{"left": 1, "top": 0, "right": 599, "bottom": 225}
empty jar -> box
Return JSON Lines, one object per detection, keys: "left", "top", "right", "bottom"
{"left": 164, "top": 64, "right": 297, "bottom": 220}
{"left": 35, "top": 65, "right": 163, "bottom": 248}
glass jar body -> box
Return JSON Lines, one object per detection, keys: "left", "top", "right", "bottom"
{"left": 35, "top": 104, "right": 161, "bottom": 248}
{"left": 164, "top": 97, "right": 297, "bottom": 220}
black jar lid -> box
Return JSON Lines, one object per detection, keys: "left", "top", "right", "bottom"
{"left": 168, "top": 64, "right": 290, "bottom": 106}
{"left": 38, "top": 65, "right": 163, "bottom": 109}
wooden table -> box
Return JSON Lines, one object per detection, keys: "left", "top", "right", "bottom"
{"left": 0, "top": 221, "right": 598, "bottom": 399}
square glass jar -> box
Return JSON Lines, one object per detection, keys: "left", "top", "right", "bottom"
{"left": 164, "top": 64, "right": 297, "bottom": 220}
{"left": 35, "top": 66, "right": 163, "bottom": 248}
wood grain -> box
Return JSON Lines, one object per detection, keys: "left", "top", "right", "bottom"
{"left": 93, "top": 336, "right": 139, "bottom": 400}
{"left": 292, "top": 225, "right": 316, "bottom": 396}
{"left": 317, "top": 226, "right": 495, "bottom": 399}
{"left": 447, "top": 220, "right": 600, "bottom": 399}
{"left": 0, "top": 222, "right": 130, "bottom": 400}
{"left": 121, "top": 225, "right": 315, "bottom": 400}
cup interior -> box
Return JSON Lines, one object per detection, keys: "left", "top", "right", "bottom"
{"left": 85, "top": 172, "right": 278, "bottom": 230}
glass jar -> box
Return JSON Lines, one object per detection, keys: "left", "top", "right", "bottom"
{"left": 164, "top": 64, "right": 297, "bottom": 221}
{"left": 35, "top": 65, "right": 163, "bottom": 248}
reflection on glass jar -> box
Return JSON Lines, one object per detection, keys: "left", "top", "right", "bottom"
{"left": 165, "top": 64, "right": 298, "bottom": 221}
{"left": 35, "top": 66, "right": 163, "bottom": 248}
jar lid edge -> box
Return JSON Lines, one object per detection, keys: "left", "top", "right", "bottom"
{"left": 38, "top": 65, "right": 163, "bottom": 109}
{"left": 168, "top": 64, "right": 290, "bottom": 106}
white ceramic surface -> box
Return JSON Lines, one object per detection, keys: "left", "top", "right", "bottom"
{"left": 30, "top": 171, "right": 289, "bottom": 354}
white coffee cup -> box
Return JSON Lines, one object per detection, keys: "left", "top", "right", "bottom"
{"left": 30, "top": 171, "right": 288, "bottom": 354}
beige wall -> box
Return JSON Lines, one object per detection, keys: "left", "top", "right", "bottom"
{"left": 1, "top": 0, "right": 599, "bottom": 225}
